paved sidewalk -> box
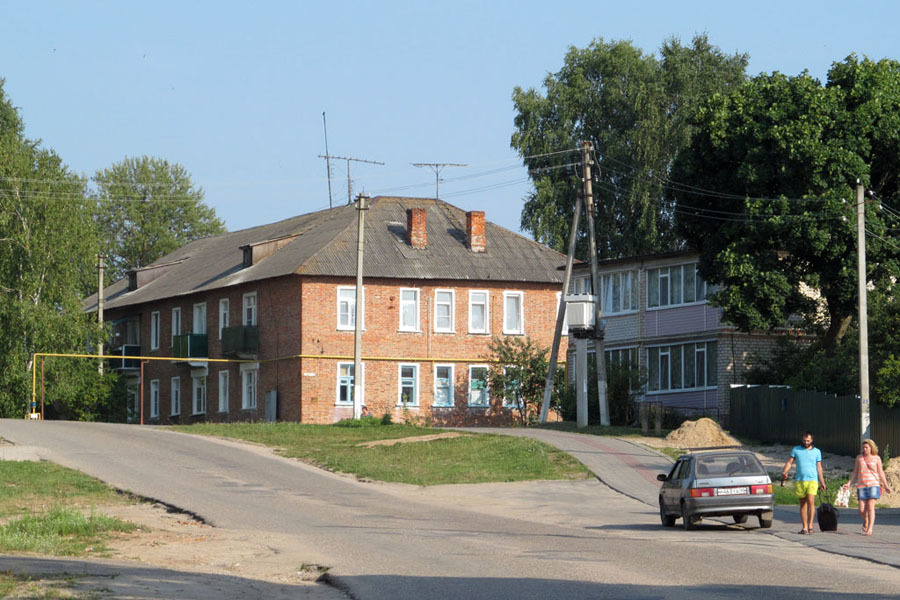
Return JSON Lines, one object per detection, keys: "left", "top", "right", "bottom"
{"left": 465, "top": 427, "right": 900, "bottom": 569}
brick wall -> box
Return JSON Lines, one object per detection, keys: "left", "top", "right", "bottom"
{"left": 298, "top": 276, "right": 566, "bottom": 425}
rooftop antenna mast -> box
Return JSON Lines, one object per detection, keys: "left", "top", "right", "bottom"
{"left": 318, "top": 154, "right": 384, "bottom": 205}
{"left": 412, "top": 162, "right": 467, "bottom": 200}
{"left": 322, "top": 112, "right": 334, "bottom": 209}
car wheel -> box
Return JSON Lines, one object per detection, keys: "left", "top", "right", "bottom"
{"left": 733, "top": 514, "right": 748, "bottom": 524}
{"left": 681, "top": 503, "right": 697, "bottom": 530}
{"left": 659, "top": 499, "right": 676, "bottom": 527}
{"left": 758, "top": 511, "right": 773, "bottom": 529}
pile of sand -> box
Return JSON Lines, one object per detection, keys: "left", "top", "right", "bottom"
{"left": 884, "top": 458, "right": 900, "bottom": 494}
{"left": 664, "top": 417, "right": 741, "bottom": 449}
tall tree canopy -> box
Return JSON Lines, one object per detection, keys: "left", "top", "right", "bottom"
{"left": 672, "top": 56, "right": 900, "bottom": 350}
{"left": 511, "top": 34, "right": 748, "bottom": 258}
{"left": 0, "top": 79, "right": 115, "bottom": 419}
{"left": 93, "top": 156, "right": 225, "bottom": 282}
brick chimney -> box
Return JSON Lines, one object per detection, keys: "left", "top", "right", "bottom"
{"left": 407, "top": 207, "right": 427, "bottom": 249}
{"left": 466, "top": 211, "right": 486, "bottom": 253}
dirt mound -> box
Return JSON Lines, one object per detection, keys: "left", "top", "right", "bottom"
{"left": 884, "top": 458, "right": 900, "bottom": 495}
{"left": 664, "top": 418, "right": 741, "bottom": 449}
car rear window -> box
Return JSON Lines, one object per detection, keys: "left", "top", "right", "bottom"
{"left": 694, "top": 454, "right": 764, "bottom": 477}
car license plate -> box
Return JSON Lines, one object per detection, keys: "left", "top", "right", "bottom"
{"left": 717, "top": 486, "right": 749, "bottom": 496}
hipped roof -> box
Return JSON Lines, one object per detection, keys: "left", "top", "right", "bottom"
{"left": 85, "top": 196, "right": 567, "bottom": 312}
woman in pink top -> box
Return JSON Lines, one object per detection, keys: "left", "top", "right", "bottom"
{"left": 843, "top": 439, "right": 892, "bottom": 535}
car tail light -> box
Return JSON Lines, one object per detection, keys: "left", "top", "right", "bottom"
{"left": 690, "top": 487, "right": 714, "bottom": 498}
{"left": 751, "top": 484, "right": 773, "bottom": 495}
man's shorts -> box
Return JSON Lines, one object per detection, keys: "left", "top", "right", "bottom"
{"left": 795, "top": 480, "right": 819, "bottom": 498}
{"left": 857, "top": 486, "right": 882, "bottom": 501}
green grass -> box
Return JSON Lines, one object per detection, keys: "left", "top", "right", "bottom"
{"left": 770, "top": 474, "right": 853, "bottom": 506}
{"left": 173, "top": 422, "right": 592, "bottom": 486}
{"left": 0, "top": 461, "right": 139, "bottom": 559}
{"left": 0, "top": 461, "right": 126, "bottom": 518}
{"left": 0, "top": 507, "right": 136, "bottom": 556}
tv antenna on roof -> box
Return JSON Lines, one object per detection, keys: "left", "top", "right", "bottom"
{"left": 318, "top": 153, "right": 385, "bottom": 206}
{"left": 412, "top": 162, "right": 467, "bottom": 201}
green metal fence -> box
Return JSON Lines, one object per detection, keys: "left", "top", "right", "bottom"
{"left": 872, "top": 402, "right": 900, "bottom": 460}
{"left": 729, "top": 385, "right": 865, "bottom": 457}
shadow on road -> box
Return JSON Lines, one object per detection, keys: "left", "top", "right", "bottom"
{"left": 331, "top": 574, "right": 900, "bottom": 600}
{"left": 0, "top": 555, "right": 336, "bottom": 600}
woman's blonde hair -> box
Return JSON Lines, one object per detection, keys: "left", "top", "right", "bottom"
{"left": 863, "top": 439, "right": 879, "bottom": 456}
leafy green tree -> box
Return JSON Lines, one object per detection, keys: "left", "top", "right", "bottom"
{"left": 0, "top": 79, "right": 116, "bottom": 419}
{"left": 487, "top": 336, "right": 550, "bottom": 426}
{"left": 92, "top": 156, "right": 225, "bottom": 282}
{"left": 511, "top": 34, "right": 748, "bottom": 258}
{"left": 672, "top": 56, "right": 900, "bottom": 350}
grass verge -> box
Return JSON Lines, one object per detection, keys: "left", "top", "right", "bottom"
{"left": 0, "top": 461, "right": 138, "bottom": 558}
{"left": 173, "top": 422, "right": 592, "bottom": 486}
{"left": 770, "top": 474, "right": 854, "bottom": 506}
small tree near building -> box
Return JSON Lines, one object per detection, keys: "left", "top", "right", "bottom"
{"left": 487, "top": 336, "right": 550, "bottom": 426}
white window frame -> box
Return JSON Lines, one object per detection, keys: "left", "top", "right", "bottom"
{"left": 193, "top": 302, "right": 207, "bottom": 335}
{"left": 434, "top": 289, "right": 455, "bottom": 333}
{"left": 218, "top": 298, "right": 229, "bottom": 340}
{"left": 502, "top": 291, "right": 524, "bottom": 335}
{"left": 150, "top": 311, "right": 161, "bottom": 351}
{"left": 192, "top": 375, "right": 207, "bottom": 415}
{"left": 218, "top": 370, "right": 229, "bottom": 413}
{"left": 468, "top": 290, "right": 489, "bottom": 334}
{"left": 600, "top": 270, "right": 638, "bottom": 315}
{"left": 468, "top": 365, "right": 490, "bottom": 407}
{"left": 241, "top": 363, "right": 258, "bottom": 409}
{"left": 170, "top": 377, "right": 181, "bottom": 416}
{"left": 647, "top": 340, "right": 718, "bottom": 393}
{"left": 149, "top": 379, "right": 160, "bottom": 418}
{"left": 648, "top": 263, "right": 707, "bottom": 309}
{"left": 399, "top": 288, "right": 420, "bottom": 332}
{"left": 433, "top": 364, "right": 454, "bottom": 407}
{"left": 242, "top": 292, "right": 257, "bottom": 326}
{"left": 337, "top": 286, "right": 365, "bottom": 331}
{"left": 397, "top": 363, "right": 419, "bottom": 407}
{"left": 171, "top": 307, "right": 181, "bottom": 346}
{"left": 336, "top": 361, "right": 365, "bottom": 406}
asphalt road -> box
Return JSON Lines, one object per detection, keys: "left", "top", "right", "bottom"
{"left": 3, "top": 419, "right": 900, "bottom": 600}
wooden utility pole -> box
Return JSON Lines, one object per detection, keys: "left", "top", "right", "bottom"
{"left": 858, "top": 181, "right": 871, "bottom": 440}
{"left": 582, "top": 141, "right": 610, "bottom": 426}
{"left": 352, "top": 194, "right": 369, "bottom": 419}
{"left": 539, "top": 194, "right": 582, "bottom": 424}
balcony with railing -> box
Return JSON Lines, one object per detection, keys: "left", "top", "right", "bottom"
{"left": 221, "top": 325, "right": 258, "bottom": 358}
{"left": 172, "top": 334, "right": 208, "bottom": 361}
{"left": 109, "top": 344, "right": 141, "bottom": 370}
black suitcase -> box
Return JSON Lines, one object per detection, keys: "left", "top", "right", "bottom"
{"left": 817, "top": 502, "right": 839, "bottom": 532}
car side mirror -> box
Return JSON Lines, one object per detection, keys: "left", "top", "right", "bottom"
{"left": 656, "top": 474, "right": 668, "bottom": 482}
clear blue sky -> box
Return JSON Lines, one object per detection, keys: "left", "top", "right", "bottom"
{"left": 3, "top": 1, "right": 898, "bottom": 236}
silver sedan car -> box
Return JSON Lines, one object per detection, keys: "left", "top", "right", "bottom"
{"left": 657, "top": 449, "right": 775, "bottom": 530}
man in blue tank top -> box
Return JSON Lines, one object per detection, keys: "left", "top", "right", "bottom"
{"left": 781, "top": 431, "right": 826, "bottom": 534}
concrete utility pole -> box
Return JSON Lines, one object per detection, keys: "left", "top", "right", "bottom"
{"left": 412, "top": 162, "right": 467, "bottom": 200}
{"left": 539, "top": 194, "right": 583, "bottom": 424}
{"left": 352, "top": 194, "right": 369, "bottom": 420}
{"left": 98, "top": 254, "right": 105, "bottom": 375}
{"left": 581, "top": 141, "right": 610, "bottom": 426}
{"left": 857, "top": 181, "right": 871, "bottom": 440}
{"left": 318, "top": 155, "right": 384, "bottom": 205}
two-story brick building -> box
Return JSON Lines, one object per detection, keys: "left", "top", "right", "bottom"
{"left": 569, "top": 251, "right": 781, "bottom": 421}
{"left": 85, "top": 196, "right": 569, "bottom": 425}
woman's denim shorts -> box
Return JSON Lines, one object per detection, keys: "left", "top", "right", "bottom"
{"left": 857, "top": 486, "right": 882, "bottom": 501}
